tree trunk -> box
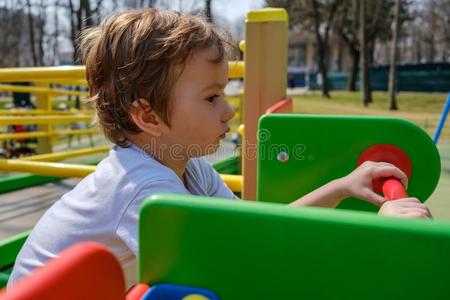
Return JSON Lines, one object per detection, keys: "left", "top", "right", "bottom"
{"left": 311, "top": 0, "right": 331, "bottom": 98}
{"left": 347, "top": 48, "right": 359, "bottom": 91}
{"left": 26, "top": 0, "right": 38, "bottom": 66}
{"left": 37, "top": 0, "right": 46, "bottom": 66}
{"left": 359, "top": 0, "right": 371, "bottom": 106}
{"left": 388, "top": 0, "right": 401, "bottom": 110}
{"left": 205, "top": 0, "right": 213, "bottom": 23}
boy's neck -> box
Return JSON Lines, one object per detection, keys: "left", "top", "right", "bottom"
{"left": 128, "top": 136, "right": 188, "bottom": 182}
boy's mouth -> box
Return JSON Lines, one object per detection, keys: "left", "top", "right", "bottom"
{"left": 219, "top": 127, "right": 230, "bottom": 139}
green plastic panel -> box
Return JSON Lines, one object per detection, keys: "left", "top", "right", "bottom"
{"left": 257, "top": 114, "right": 441, "bottom": 211}
{"left": 139, "top": 194, "right": 450, "bottom": 299}
{"left": 211, "top": 154, "right": 240, "bottom": 175}
{"left": 0, "top": 231, "right": 29, "bottom": 288}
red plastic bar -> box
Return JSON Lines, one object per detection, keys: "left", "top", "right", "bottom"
{"left": 382, "top": 178, "right": 407, "bottom": 201}
{"left": 265, "top": 98, "right": 293, "bottom": 114}
{"left": 126, "top": 283, "right": 150, "bottom": 300}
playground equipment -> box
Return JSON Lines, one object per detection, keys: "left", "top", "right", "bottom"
{"left": 0, "top": 7, "right": 445, "bottom": 299}
{"left": 257, "top": 115, "right": 440, "bottom": 211}
{"left": 433, "top": 92, "right": 450, "bottom": 144}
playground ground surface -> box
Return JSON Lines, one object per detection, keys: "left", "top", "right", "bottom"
{"left": 292, "top": 91, "right": 450, "bottom": 220}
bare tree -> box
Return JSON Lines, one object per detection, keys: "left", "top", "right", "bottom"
{"left": 68, "top": 0, "right": 104, "bottom": 63}
{"left": 0, "top": 3, "right": 25, "bottom": 67}
{"left": 26, "top": 0, "right": 38, "bottom": 66}
{"left": 336, "top": 0, "right": 359, "bottom": 90}
{"left": 267, "top": 0, "right": 343, "bottom": 98}
{"left": 336, "top": 0, "right": 402, "bottom": 92}
{"left": 204, "top": 0, "right": 213, "bottom": 23}
{"left": 388, "top": 0, "right": 401, "bottom": 110}
{"left": 359, "top": 0, "right": 371, "bottom": 106}
{"left": 310, "top": 0, "right": 343, "bottom": 98}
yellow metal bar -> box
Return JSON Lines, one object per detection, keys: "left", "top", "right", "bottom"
{"left": 0, "top": 64, "right": 242, "bottom": 81}
{"left": 239, "top": 40, "right": 246, "bottom": 52}
{"left": 0, "top": 66, "right": 85, "bottom": 81}
{"left": 0, "top": 158, "right": 242, "bottom": 192}
{"left": 0, "top": 128, "right": 98, "bottom": 140}
{"left": 33, "top": 79, "right": 88, "bottom": 87}
{"left": 0, "top": 84, "right": 88, "bottom": 97}
{"left": 0, "top": 131, "right": 50, "bottom": 140}
{"left": 0, "top": 115, "right": 92, "bottom": 125}
{"left": 35, "top": 82, "right": 52, "bottom": 154}
{"left": 0, "top": 109, "right": 94, "bottom": 115}
{"left": 228, "top": 61, "right": 244, "bottom": 78}
{"left": 0, "top": 159, "right": 95, "bottom": 177}
{"left": 20, "top": 146, "right": 110, "bottom": 162}
{"left": 238, "top": 124, "right": 245, "bottom": 136}
{"left": 220, "top": 174, "right": 242, "bottom": 192}
{"left": 55, "top": 129, "right": 98, "bottom": 136}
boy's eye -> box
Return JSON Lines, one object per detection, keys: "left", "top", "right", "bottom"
{"left": 206, "top": 93, "right": 223, "bottom": 103}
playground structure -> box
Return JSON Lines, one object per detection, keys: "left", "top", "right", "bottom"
{"left": 0, "top": 8, "right": 448, "bottom": 300}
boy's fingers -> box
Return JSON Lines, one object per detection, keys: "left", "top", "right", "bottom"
{"left": 373, "top": 166, "right": 408, "bottom": 188}
{"left": 363, "top": 189, "right": 386, "bottom": 206}
{"left": 401, "top": 207, "right": 431, "bottom": 217}
{"left": 395, "top": 197, "right": 421, "bottom": 204}
{"left": 401, "top": 212, "right": 430, "bottom": 219}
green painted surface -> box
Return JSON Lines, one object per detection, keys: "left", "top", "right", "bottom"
{"left": 211, "top": 154, "right": 240, "bottom": 175}
{"left": 257, "top": 114, "right": 441, "bottom": 212}
{"left": 0, "top": 231, "right": 29, "bottom": 288}
{"left": 0, "top": 174, "right": 60, "bottom": 195}
{"left": 139, "top": 194, "right": 450, "bottom": 299}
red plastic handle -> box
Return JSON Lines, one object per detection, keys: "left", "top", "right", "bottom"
{"left": 382, "top": 178, "right": 407, "bottom": 201}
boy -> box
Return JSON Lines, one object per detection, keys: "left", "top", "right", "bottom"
{"left": 8, "top": 8, "right": 431, "bottom": 288}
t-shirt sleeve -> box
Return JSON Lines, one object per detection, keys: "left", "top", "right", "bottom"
{"left": 196, "top": 157, "right": 236, "bottom": 199}
{"left": 115, "top": 179, "right": 187, "bottom": 255}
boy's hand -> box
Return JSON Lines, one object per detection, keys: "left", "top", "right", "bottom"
{"left": 378, "top": 198, "right": 433, "bottom": 219}
{"left": 337, "top": 161, "right": 408, "bottom": 206}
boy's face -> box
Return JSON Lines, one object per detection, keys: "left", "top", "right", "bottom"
{"left": 162, "top": 47, "right": 235, "bottom": 158}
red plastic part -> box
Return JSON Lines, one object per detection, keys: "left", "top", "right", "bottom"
{"left": 0, "top": 242, "right": 126, "bottom": 300}
{"left": 358, "top": 144, "right": 412, "bottom": 200}
{"left": 383, "top": 178, "right": 408, "bottom": 201}
{"left": 265, "top": 98, "right": 293, "bottom": 114}
{"left": 126, "top": 283, "right": 150, "bottom": 300}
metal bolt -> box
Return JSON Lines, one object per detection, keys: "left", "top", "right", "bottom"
{"left": 277, "top": 151, "right": 289, "bottom": 163}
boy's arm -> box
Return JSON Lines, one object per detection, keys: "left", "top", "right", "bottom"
{"left": 289, "top": 161, "right": 407, "bottom": 208}
{"left": 288, "top": 161, "right": 432, "bottom": 219}
{"left": 288, "top": 178, "right": 346, "bottom": 208}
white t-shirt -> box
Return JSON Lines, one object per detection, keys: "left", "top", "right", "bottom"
{"left": 8, "top": 144, "right": 235, "bottom": 288}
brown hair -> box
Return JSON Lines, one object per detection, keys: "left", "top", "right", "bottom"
{"left": 78, "top": 8, "right": 234, "bottom": 147}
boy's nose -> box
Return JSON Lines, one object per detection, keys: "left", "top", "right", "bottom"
{"left": 223, "top": 101, "right": 235, "bottom": 122}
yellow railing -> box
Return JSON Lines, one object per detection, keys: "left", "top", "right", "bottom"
{"left": 0, "top": 109, "right": 94, "bottom": 115}
{"left": 0, "top": 129, "right": 98, "bottom": 140}
{"left": 0, "top": 62, "right": 243, "bottom": 82}
{"left": 0, "top": 61, "right": 246, "bottom": 190}
{"left": 0, "top": 115, "right": 92, "bottom": 126}
{"left": 0, "top": 158, "right": 242, "bottom": 192}
{"left": 0, "top": 84, "right": 88, "bottom": 97}
{"left": 19, "top": 145, "right": 110, "bottom": 162}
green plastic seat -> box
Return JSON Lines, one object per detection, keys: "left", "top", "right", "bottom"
{"left": 139, "top": 194, "right": 450, "bottom": 299}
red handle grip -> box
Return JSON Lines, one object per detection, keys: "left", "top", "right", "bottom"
{"left": 382, "top": 178, "right": 407, "bottom": 201}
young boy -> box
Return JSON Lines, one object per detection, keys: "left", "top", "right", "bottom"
{"left": 8, "top": 8, "right": 431, "bottom": 288}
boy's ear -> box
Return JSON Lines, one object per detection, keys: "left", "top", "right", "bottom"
{"left": 130, "top": 99, "right": 163, "bottom": 137}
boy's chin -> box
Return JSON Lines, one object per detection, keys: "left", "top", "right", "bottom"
{"left": 187, "top": 143, "right": 220, "bottom": 158}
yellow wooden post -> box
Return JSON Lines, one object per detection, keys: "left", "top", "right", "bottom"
{"left": 242, "top": 8, "right": 288, "bottom": 200}
{"left": 34, "top": 82, "right": 53, "bottom": 154}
